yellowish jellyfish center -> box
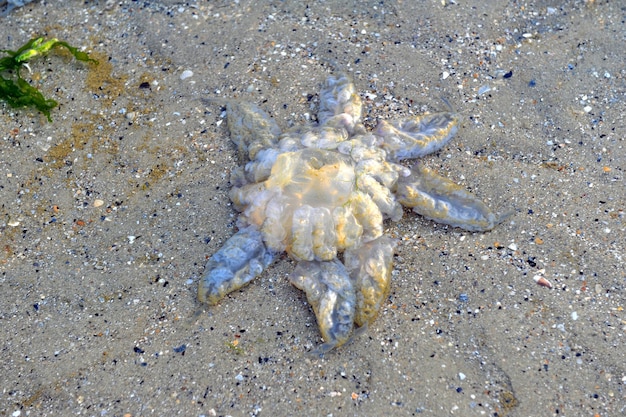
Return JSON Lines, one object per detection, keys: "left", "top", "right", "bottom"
{"left": 266, "top": 148, "right": 355, "bottom": 208}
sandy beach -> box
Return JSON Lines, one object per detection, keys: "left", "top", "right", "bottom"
{"left": 1, "top": 1, "right": 624, "bottom": 416}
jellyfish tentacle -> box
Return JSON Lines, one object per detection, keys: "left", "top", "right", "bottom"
{"left": 290, "top": 259, "right": 356, "bottom": 356}
{"left": 396, "top": 165, "right": 507, "bottom": 232}
{"left": 198, "top": 226, "right": 274, "bottom": 306}
{"left": 377, "top": 112, "right": 459, "bottom": 161}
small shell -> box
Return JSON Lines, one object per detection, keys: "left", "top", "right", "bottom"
{"left": 533, "top": 275, "right": 553, "bottom": 289}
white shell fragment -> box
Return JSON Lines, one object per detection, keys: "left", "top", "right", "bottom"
{"left": 180, "top": 69, "right": 194, "bottom": 80}
{"left": 533, "top": 275, "right": 553, "bottom": 289}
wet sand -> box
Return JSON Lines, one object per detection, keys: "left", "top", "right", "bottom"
{"left": 1, "top": 1, "right": 624, "bottom": 416}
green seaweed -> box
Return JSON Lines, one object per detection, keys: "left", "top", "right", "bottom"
{"left": 0, "top": 37, "right": 98, "bottom": 121}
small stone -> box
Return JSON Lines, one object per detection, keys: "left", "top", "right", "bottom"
{"left": 458, "top": 372, "right": 466, "bottom": 381}
{"left": 94, "top": 199, "right": 104, "bottom": 207}
{"left": 180, "top": 70, "right": 194, "bottom": 80}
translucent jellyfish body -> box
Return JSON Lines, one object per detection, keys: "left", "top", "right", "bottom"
{"left": 198, "top": 70, "right": 506, "bottom": 354}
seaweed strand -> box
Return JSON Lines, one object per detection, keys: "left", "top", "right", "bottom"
{"left": 0, "top": 37, "right": 98, "bottom": 121}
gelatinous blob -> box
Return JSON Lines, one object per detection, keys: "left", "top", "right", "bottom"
{"left": 199, "top": 70, "right": 507, "bottom": 354}
{"left": 348, "top": 191, "right": 383, "bottom": 242}
{"left": 290, "top": 205, "right": 335, "bottom": 261}
{"left": 318, "top": 73, "right": 362, "bottom": 132}
{"left": 265, "top": 149, "right": 355, "bottom": 209}
{"left": 332, "top": 206, "right": 363, "bottom": 251}
{"left": 356, "top": 173, "right": 403, "bottom": 221}
{"left": 241, "top": 148, "right": 281, "bottom": 184}
{"left": 300, "top": 125, "right": 349, "bottom": 150}
{"left": 198, "top": 226, "right": 274, "bottom": 305}
{"left": 290, "top": 259, "right": 356, "bottom": 355}
{"left": 377, "top": 113, "right": 459, "bottom": 161}
{"left": 224, "top": 100, "right": 281, "bottom": 161}
{"left": 396, "top": 165, "right": 502, "bottom": 231}
{"left": 345, "top": 236, "right": 397, "bottom": 327}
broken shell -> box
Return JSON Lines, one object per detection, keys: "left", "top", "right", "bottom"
{"left": 533, "top": 275, "right": 553, "bottom": 289}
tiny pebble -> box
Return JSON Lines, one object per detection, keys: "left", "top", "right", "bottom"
{"left": 94, "top": 199, "right": 104, "bottom": 207}
{"left": 180, "top": 70, "right": 194, "bottom": 80}
{"left": 508, "top": 243, "right": 518, "bottom": 251}
{"left": 235, "top": 373, "right": 244, "bottom": 381}
{"left": 458, "top": 372, "right": 466, "bottom": 381}
{"left": 459, "top": 293, "right": 469, "bottom": 303}
{"left": 583, "top": 105, "right": 592, "bottom": 113}
{"left": 571, "top": 311, "right": 578, "bottom": 320}
{"left": 442, "top": 71, "right": 450, "bottom": 80}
